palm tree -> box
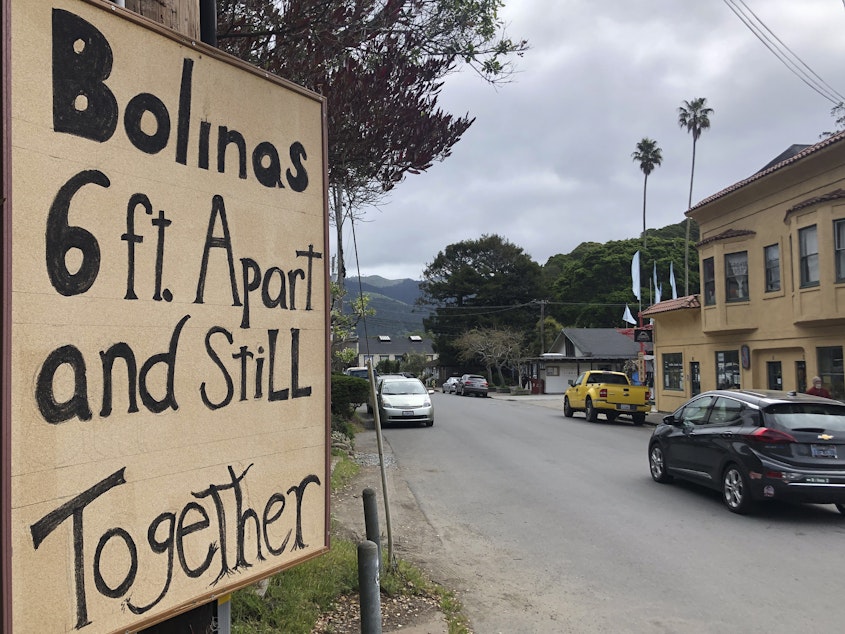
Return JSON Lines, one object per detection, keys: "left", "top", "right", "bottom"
{"left": 678, "top": 97, "right": 713, "bottom": 295}
{"left": 632, "top": 138, "right": 663, "bottom": 250}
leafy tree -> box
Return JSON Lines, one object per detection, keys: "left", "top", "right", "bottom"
{"left": 821, "top": 101, "right": 845, "bottom": 138}
{"left": 545, "top": 229, "right": 697, "bottom": 328}
{"left": 455, "top": 328, "right": 524, "bottom": 386}
{"left": 217, "top": 1, "right": 527, "bottom": 291}
{"left": 330, "top": 281, "right": 374, "bottom": 372}
{"left": 632, "top": 138, "right": 663, "bottom": 250}
{"left": 400, "top": 351, "right": 428, "bottom": 378}
{"left": 678, "top": 97, "right": 714, "bottom": 295}
{"left": 419, "top": 234, "right": 543, "bottom": 365}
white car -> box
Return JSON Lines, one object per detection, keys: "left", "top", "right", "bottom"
{"left": 377, "top": 377, "right": 434, "bottom": 427}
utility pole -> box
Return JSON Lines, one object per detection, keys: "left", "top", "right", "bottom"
{"left": 538, "top": 299, "right": 547, "bottom": 354}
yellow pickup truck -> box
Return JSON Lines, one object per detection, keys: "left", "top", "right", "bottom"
{"left": 563, "top": 370, "right": 650, "bottom": 425}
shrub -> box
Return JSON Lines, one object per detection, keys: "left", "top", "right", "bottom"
{"left": 331, "top": 373, "right": 369, "bottom": 418}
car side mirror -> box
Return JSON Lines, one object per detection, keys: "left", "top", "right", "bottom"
{"left": 568, "top": 380, "right": 574, "bottom": 386}
{"left": 663, "top": 414, "right": 678, "bottom": 425}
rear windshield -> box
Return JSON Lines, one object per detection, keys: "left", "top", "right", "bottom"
{"left": 346, "top": 369, "right": 369, "bottom": 379}
{"left": 588, "top": 373, "right": 628, "bottom": 385}
{"left": 764, "top": 403, "right": 845, "bottom": 433}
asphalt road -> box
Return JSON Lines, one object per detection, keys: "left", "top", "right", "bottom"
{"left": 367, "top": 391, "right": 845, "bottom": 634}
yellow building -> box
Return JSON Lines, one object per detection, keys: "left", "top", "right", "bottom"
{"left": 644, "top": 133, "right": 845, "bottom": 413}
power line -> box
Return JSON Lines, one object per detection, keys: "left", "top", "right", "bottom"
{"left": 723, "top": 0, "right": 845, "bottom": 104}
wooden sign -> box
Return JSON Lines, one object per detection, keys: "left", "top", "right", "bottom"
{"left": 1, "top": 1, "right": 330, "bottom": 631}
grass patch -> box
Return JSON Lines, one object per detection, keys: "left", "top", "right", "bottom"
{"left": 231, "top": 435, "right": 471, "bottom": 633}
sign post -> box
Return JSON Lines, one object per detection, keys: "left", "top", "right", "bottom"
{"left": 1, "top": 1, "right": 330, "bottom": 632}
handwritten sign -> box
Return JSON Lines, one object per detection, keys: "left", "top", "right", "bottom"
{"left": 3, "top": 1, "right": 329, "bottom": 631}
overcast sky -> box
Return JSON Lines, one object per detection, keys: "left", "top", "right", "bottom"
{"left": 336, "top": 0, "right": 845, "bottom": 281}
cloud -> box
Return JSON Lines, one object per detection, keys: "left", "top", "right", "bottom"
{"left": 338, "top": 0, "right": 845, "bottom": 280}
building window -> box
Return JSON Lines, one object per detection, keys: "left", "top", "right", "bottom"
{"left": 764, "top": 244, "right": 780, "bottom": 292}
{"left": 799, "top": 225, "right": 819, "bottom": 287}
{"left": 817, "top": 346, "right": 844, "bottom": 401}
{"left": 662, "top": 353, "right": 683, "bottom": 390}
{"left": 702, "top": 257, "right": 715, "bottom": 305}
{"left": 716, "top": 350, "right": 740, "bottom": 389}
{"left": 725, "top": 251, "right": 748, "bottom": 302}
{"left": 835, "top": 219, "right": 845, "bottom": 283}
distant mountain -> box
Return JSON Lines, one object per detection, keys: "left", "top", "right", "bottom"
{"left": 345, "top": 276, "right": 428, "bottom": 338}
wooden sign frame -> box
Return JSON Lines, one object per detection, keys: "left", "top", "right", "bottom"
{"left": 1, "top": 1, "right": 330, "bottom": 631}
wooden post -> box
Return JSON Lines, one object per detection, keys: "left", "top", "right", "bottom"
{"left": 124, "top": 0, "right": 200, "bottom": 39}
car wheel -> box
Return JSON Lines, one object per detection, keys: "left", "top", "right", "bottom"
{"left": 722, "top": 464, "right": 754, "bottom": 514}
{"left": 605, "top": 412, "right": 618, "bottom": 422}
{"left": 632, "top": 413, "right": 646, "bottom": 426}
{"left": 585, "top": 397, "right": 598, "bottom": 422}
{"left": 563, "top": 397, "right": 573, "bottom": 417}
{"left": 835, "top": 503, "right": 845, "bottom": 516}
{"left": 649, "top": 443, "right": 673, "bottom": 483}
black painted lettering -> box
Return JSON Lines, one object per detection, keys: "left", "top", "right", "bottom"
{"left": 195, "top": 195, "right": 241, "bottom": 306}
{"left": 138, "top": 314, "right": 189, "bottom": 414}
{"left": 262, "top": 267, "right": 287, "bottom": 311}
{"left": 125, "top": 512, "right": 176, "bottom": 615}
{"left": 176, "top": 502, "right": 215, "bottom": 578}
{"left": 267, "top": 329, "right": 289, "bottom": 402}
{"left": 201, "top": 326, "right": 235, "bottom": 410}
{"left": 122, "top": 193, "right": 149, "bottom": 300}
{"left": 262, "top": 493, "right": 291, "bottom": 556}
{"left": 99, "top": 342, "right": 139, "bottom": 417}
{"left": 288, "top": 474, "right": 321, "bottom": 550}
{"left": 252, "top": 141, "right": 283, "bottom": 188}
{"left": 93, "top": 528, "right": 137, "bottom": 598}
{"left": 217, "top": 126, "right": 247, "bottom": 179}
{"left": 30, "top": 468, "right": 127, "bottom": 630}
{"left": 286, "top": 141, "right": 309, "bottom": 192}
{"left": 176, "top": 58, "right": 194, "bottom": 165}
{"left": 46, "top": 170, "right": 109, "bottom": 296}
{"left": 295, "top": 244, "right": 322, "bottom": 311}
{"left": 239, "top": 257, "right": 262, "bottom": 329}
{"left": 52, "top": 9, "right": 118, "bottom": 141}
{"left": 124, "top": 93, "right": 170, "bottom": 154}
{"left": 290, "top": 328, "right": 311, "bottom": 398}
{"left": 37, "top": 344, "right": 93, "bottom": 423}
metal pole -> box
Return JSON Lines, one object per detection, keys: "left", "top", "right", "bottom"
{"left": 367, "top": 360, "right": 394, "bottom": 568}
{"left": 199, "top": 0, "right": 217, "bottom": 46}
{"left": 216, "top": 594, "right": 231, "bottom": 634}
{"left": 363, "top": 487, "right": 381, "bottom": 567}
{"left": 358, "top": 541, "right": 382, "bottom": 634}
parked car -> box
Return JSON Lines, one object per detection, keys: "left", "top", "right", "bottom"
{"left": 442, "top": 376, "right": 461, "bottom": 394}
{"left": 563, "top": 370, "right": 650, "bottom": 424}
{"left": 457, "top": 374, "right": 488, "bottom": 397}
{"left": 344, "top": 366, "right": 373, "bottom": 380}
{"left": 376, "top": 377, "right": 434, "bottom": 427}
{"left": 648, "top": 389, "right": 845, "bottom": 515}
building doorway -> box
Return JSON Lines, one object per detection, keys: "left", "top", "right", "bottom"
{"left": 690, "top": 361, "right": 701, "bottom": 396}
{"left": 796, "top": 361, "right": 806, "bottom": 394}
{"left": 766, "top": 361, "right": 782, "bottom": 390}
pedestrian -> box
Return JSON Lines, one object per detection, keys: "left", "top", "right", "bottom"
{"left": 806, "top": 376, "right": 831, "bottom": 398}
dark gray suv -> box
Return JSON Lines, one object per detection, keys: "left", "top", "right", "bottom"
{"left": 648, "top": 389, "right": 845, "bottom": 515}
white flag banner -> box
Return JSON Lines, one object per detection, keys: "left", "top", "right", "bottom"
{"left": 670, "top": 261, "right": 678, "bottom": 299}
{"left": 655, "top": 283, "right": 662, "bottom": 305}
{"left": 631, "top": 251, "right": 641, "bottom": 300}
{"left": 623, "top": 304, "right": 637, "bottom": 325}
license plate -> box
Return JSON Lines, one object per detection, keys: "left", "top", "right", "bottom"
{"left": 617, "top": 404, "right": 635, "bottom": 411}
{"left": 811, "top": 444, "right": 838, "bottom": 459}
{"left": 402, "top": 410, "right": 414, "bottom": 417}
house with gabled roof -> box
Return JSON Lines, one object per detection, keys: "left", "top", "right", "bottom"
{"left": 534, "top": 328, "right": 653, "bottom": 394}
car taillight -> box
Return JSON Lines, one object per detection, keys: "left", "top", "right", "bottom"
{"left": 599, "top": 388, "right": 607, "bottom": 398}
{"left": 745, "top": 427, "right": 796, "bottom": 444}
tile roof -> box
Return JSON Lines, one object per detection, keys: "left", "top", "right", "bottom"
{"left": 641, "top": 295, "right": 700, "bottom": 316}
{"left": 696, "top": 228, "right": 756, "bottom": 247}
{"left": 689, "top": 130, "right": 845, "bottom": 212}
{"left": 786, "top": 188, "right": 845, "bottom": 216}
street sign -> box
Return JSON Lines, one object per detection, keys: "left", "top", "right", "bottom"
{"left": 1, "top": 1, "right": 329, "bottom": 631}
